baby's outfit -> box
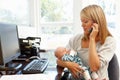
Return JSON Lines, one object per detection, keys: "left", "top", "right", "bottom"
{"left": 62, "top": 54, "right": 92, "bottom": 80}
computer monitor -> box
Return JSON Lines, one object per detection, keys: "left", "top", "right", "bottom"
{"left": 0, "top": 22, "right": 20, "bottom": 66}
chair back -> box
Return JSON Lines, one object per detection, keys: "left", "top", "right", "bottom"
{"left": 108, "top": 54, "right": 119, "bottom": 80}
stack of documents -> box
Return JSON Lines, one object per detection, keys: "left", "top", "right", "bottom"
{"left": 0, "top": 74, "right": 52, "bottom": 80}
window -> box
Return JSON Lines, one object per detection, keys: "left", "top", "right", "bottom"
{"left": 39, "top": 0, "right": 75, "bottom": 50}
{"left": 41, "top": 0, "right": 73, "bottom": 22}
{"left": 0, "top": 0, "right": 30, "bottom": 26}
{"left": 39, "top": 0, "right": 75, "bottom": 67}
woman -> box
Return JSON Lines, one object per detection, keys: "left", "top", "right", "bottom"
{"left": 56, "top": 5, "right": 116, "bottom": 80}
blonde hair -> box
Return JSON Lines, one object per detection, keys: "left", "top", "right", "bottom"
{"left": 80, "top": 5, "right": 112, "bottom": 44}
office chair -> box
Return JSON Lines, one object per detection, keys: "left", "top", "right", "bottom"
{"left": 108, "top": 54, "right": 119, "bottom": 80}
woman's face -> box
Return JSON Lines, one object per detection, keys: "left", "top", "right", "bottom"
{"left": 81, "top": 17, "right": 93, "bottom": 35}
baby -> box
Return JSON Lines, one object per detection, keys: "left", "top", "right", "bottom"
{"left": 55, "top": 47, "right": 98, "bottom": 80}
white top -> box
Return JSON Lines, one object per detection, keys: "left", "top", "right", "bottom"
{"left": 66, "top": 34, "right": 116, "bottom": 80}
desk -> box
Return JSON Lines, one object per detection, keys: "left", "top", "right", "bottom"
{"left": 1, "top": 68, "right": 58, "bottom": 80}
{"left": 0, "top": 67, "right": 57, "bottom": 80}
{"left": 0, "top": 59, "right": 30, "bottom": 75}
{"left": 0, "top": 74, "right": 52, "bottom": 80}
{"left": 0, "top": 68, "right": 56, "bottom": 80}
{"left": 0, "top": 50, "right": 58, "bottom": 79}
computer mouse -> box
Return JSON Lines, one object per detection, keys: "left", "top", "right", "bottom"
{"left": 25, "top": 56, "right": 40, "bottom": 62}
{"left": 29, "top": 56, "right": 40, "bottom": 60}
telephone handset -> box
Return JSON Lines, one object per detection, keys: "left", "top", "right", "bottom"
{"left": 88, "top": 27, "right": 93, "bottom": 33}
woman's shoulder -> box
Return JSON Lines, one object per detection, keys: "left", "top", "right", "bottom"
{"left": 101, "top": 36, "right": 116, "bottom": 49}
{"left": 105, "top": 36, "right": 116, "bottom": 43}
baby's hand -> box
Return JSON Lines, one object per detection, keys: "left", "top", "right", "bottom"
{"left": 70, "top": 50, "right": 76, "bottom": 56}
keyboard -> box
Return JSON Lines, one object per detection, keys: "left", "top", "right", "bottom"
{"left": 22, "top": 58, "right": 49, "bottom": 74}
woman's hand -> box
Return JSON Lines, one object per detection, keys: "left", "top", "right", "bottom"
{"left": 90, "top": 23, "right": 99, "bottom": 39}
{"left": 66, "top": 61, "right": 84, "bottom": 78}
{"left": 57, "top": 59, "right": 84, "bottom": 78}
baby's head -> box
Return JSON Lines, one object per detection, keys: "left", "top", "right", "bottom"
{"left": 54, "top": 47, "right": 70, "bottom": 59}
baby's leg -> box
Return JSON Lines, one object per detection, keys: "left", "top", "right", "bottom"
{"left": 91, "top": 72, "right": 99, "bottom": 80}
{"left": 82, "top": 67, "right": 91, "bottom": 80}
{"left": 84, "top": 70, "right": 91, "bottom": 80}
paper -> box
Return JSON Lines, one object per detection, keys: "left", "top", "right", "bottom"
{"left": 0, "top": 74, "right": 53, "bottom": 80}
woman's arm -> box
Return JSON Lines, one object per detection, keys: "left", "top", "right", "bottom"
{"left": 57, "top": 59, "right": 83, "bottom": 78}
{"left": 89, "top": 38, "right": 100, "bottom": 71}
{"left": 89, "top": 23, "right": 100, "bottom": 71}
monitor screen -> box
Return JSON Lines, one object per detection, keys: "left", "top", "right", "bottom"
{"left": 0, "top": 23, "right": 20, "bottom": 65}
